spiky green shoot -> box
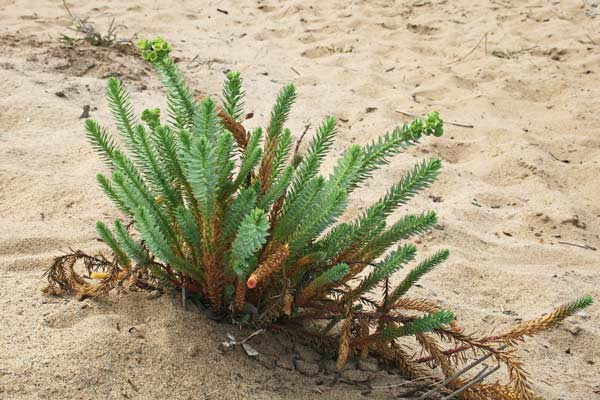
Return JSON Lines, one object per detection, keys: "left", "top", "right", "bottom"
{"left": 46, "top": 37, "right": 593, "bottom": 400}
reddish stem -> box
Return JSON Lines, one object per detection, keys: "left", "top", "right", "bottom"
{"left": 414, "top": 345, "right": 470, "bottom": 363}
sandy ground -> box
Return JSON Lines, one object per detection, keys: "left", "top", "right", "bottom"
{"left": 1, "top": 0, "right": 599, "bottom": 399}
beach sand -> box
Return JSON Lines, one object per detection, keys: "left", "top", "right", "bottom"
{"left": 1, "top": 0, "right": 599, "bottom": 399}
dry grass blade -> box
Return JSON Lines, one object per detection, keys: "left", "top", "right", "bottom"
{"left": 61, "top": 0, "right": 128, "bottom": 47}
{"left": 441, "top": 364, "right": 501, "bottom": 400}
{"left": 416, "top": 345, "right": 506, "bottom": 400}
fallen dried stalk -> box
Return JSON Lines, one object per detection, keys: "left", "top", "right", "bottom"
{"left": 416, "top": 345, "right": 506, "bottom": 400}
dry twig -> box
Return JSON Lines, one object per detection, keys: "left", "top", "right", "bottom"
{"left": 416, "top": 345, "right": 506, "bottom": 400}
{"left": 558, "top": 241, "right": 597, "bottom": 251}
{"left": 448, "top": 32, "right": 488, "bottom": 64}
{"left": 61, "top": 0, "right": 127, "bottom": 46}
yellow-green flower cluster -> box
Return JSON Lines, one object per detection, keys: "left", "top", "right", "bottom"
{"left": 424, "top": 111, "right": 444, "bottom": 137}
{"left": 408, "top": 111, "right": 444, "bottom": 139}
{"left": 141, "top": 108, "right": 161, "bottom": 127}
{"left": 137, "top": 37, "right": 172, "bottom": 63}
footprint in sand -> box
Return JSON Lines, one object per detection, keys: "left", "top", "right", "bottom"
{"left": 301, "top": 45, "right": 354, "bottom": 59}
{"left": 406, "top": 23, "right": 438, "bottom": 35}
{"left": 517, "top": 159, "right": 547, "bottom": 179}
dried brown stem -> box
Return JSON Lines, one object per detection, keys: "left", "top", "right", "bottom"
{"left": 233, "top": 278, "right": 247, "bottom": 313}
{"left": 43, "top": 250, "right": 126, "bottom": 300}
{"left": 415, "top": 333, "right": 454, "bottom": 376}
{"left": 197, "top": 93, "right": 248, "bottom": 149}
{"left": 336, "top": 315, "right": 352, "bottom": 370}
{"left": 247, "top": 244, "right": 289, "bottom": 289}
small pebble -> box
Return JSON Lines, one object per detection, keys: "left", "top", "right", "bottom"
{"left": 275, "top": 356, "right": 294, "bottom": 370}
{"left": 343, "top": 367, "right": 372, "bottom": 381}
{"left": 567, "top": 326, "right": 582, "bottom": 336}
{"left": 128, "top": 326, "right": 145, "bottom": 339}
{"left": 294, "top": 346, "right": 321, "bottom": 363}
{"left": 293, "top": 359, "right": 319, "bottom": 376}
{"left": 187, "top": 344, "right": 201, "bottom": 357}
{"left": 218, "top": 341, "right": 234, "bottom": 353}
{"left": 577, "top": 311, "right": 590, "bottom": 320}
{"left": 146, "top": 290, "right": 161, "bottom": 300}
{"left": 79, "top": 105, "right": 91, "bottom": 119}
{"left": 41, "top": 285, "right": 62, "bottom": 296}
{"left": 324, "top": 360, "right": 340, "bottom": 374}
{"left": 358, "top": 357, "right": 379, "bottom": 372}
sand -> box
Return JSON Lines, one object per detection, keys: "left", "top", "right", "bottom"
{"left": 1, "top": 0, "right": 599, "bottom": 399}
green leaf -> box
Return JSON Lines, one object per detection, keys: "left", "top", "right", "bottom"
{"left": 314, "top": 221, "right": 353, "bottom": 260}
{"left": 135, "top": 206, "right": 199, "bottom": 280}
{"left": 267, "top": 84, "right": 296, "bottom": 140}
{"left": 232, "top": 128, "right": 263, "bottom": 190}
{"left": 102, "top": 144, "right": 157, "bottom": 214}
{"left": 110, "top": 171, "right": 144, "bottom": 214}
{"left": 133, "top": 125, "right": 181, "bottom": 214}
{"left": 185, "top": 136, "right": 218, "bottom": 221}
{"left": 390, "top": 249, "right": 449, "bottom": 302}
{"left": 113, "top": 220, "right": 150, "bottom": 266}
{"left": 141, "top": 38, "right": 196, "bottom": 129}
{"left": 150, "top": 125, "right": 191, "bottom": 201}
{"left": 330, "top": 159, "right": 441, "bottom": 257}
{"left": 564, "top": 295, "right": 594, "bottom": 315}
{"left": 221, "top": 71, "right": 245, "bottom": 121}
{"left": 193, "top": 96, "right": 223, "bottom": 142}
{"left": 370, "top": 159, "right": 441, "bottom": 217}
{"left": 355, "top": 115, "right": 444, "bottom": 190}
{"left": 258, "top": 165, "right": 294, "bottom": 211}
{"left": 288, "top": 185, "right": 348, "bottom": 257}
{"left": 305, "top": 263, "right": 349, "bottom": 290}
{"left": 106, "top": 77, "right": 137, "bottom": 145}
{"left": 96, "top": 174, "right": 131, "bottom": 216}
{"left": 271, "top": 128, "right": 293, "bottom": 181}
{"left": 96, "top": 221, "right": 130, "bottom": 267}
{"left": 134, "top": 207, "right": 175, "bottom": 264}
{"left": 361, "top": 211, "right": 437, "bottom": 260}
{"left": 85, "top": 119, "right": 117, "bottom": 168}
{"left": 273, "top": 176, "right": 325, "bottom": 242}
{"left": 351, "top": 244, "right": 417, "bottom": 299}
{"left": 215, "top": 130, "right": 235, "bottom": 197}
{"left": 328, "top": 144, "right": 365, "bottom": 190}
{"left": 222, "top": 184, "right": 259, "bottom": 244}
{"left": 175, "top": 206, "right": 203, "bottom": 256}
{"left": 111, "top": 170, "right": 177, "bottom": 246}
{"left": 383, "top": 310, "right": 455, "bottom": 339}
{"left": 231, "top": 208, "right": 270, "bottom": 278}
{"left": 284, "top": 116, "right": 336, "bottom": 213}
